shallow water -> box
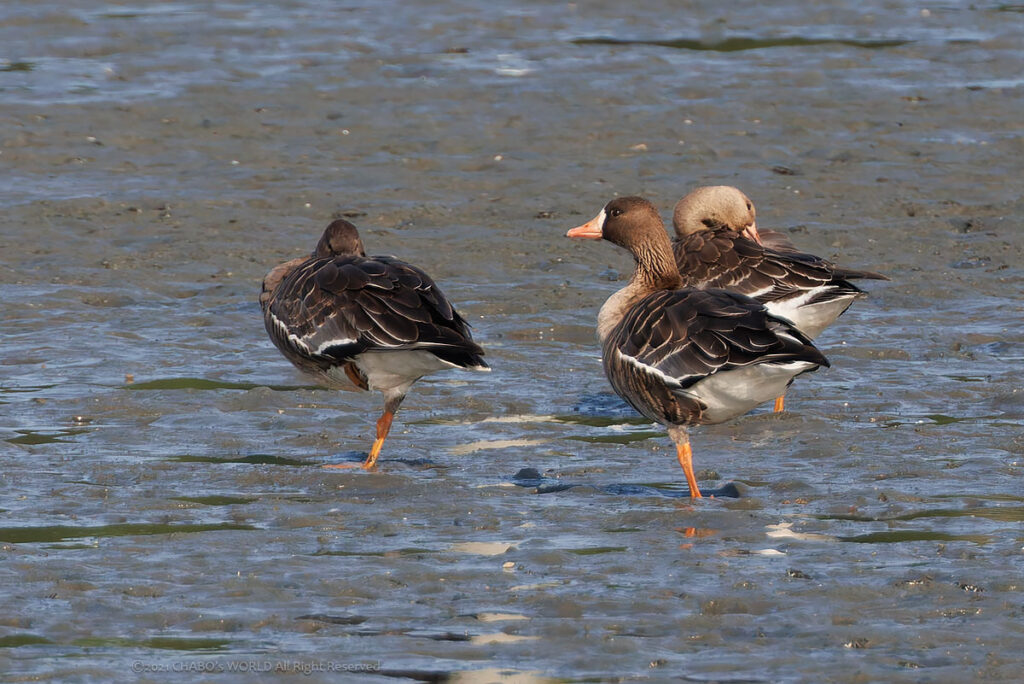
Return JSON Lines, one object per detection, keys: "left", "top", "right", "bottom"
{"left": 2, "top": 1, "right": 1023, "bottom": 681}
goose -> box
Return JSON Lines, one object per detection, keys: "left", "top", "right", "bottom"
{"left": 673, "top": 185, "right": 886, "bottom": 411}
{"left": 260, "top": 219, "right": 489, "bottom": 469}
{"left": 567, "top": 196, "right": 828, "bottom": 498}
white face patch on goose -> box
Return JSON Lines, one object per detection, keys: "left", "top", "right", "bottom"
{"left": 595, "top": 208, "right": 607, "bottom": 232}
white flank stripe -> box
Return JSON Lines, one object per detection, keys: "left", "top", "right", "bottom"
{"left": 767, "top": 360, "right": 818, "bottom": 372}
{"left": 315, "top": 338, "right": 358, "bottom": 355}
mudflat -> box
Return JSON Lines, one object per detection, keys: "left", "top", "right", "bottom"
{"left": 2, "top": 2, "right": 1022, "bottom": 681}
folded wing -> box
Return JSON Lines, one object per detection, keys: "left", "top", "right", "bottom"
{"left": 263, "top": 255, "right": 487, "bottom": 371}
{"left": 604, "top": 289, "right": 828, "bottom": 425}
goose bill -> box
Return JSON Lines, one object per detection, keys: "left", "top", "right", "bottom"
{"left": 741, "top": 220, "right": 762, "bottom": 245}
{"left": 566, "top": 209, "right": 606, "bottom": 239}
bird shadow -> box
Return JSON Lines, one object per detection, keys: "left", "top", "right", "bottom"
{"left": 510, "top": 467, "right": 741, "bottom": 498}
{"left": 323, "top": 451, "right": 440, "bottom": 469}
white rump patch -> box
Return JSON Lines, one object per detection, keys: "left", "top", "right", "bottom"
{"left": 682, "top": 360, "right": 819, "bottom": 423}
{"left": 765, "top": 288, "right": 859, "bottom": 340}
{"left": 351, "top": 350, "right": 465, "bottom": 394}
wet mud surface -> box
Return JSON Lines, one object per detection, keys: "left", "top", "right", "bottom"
{"left": 1, "top": 1, "right": 1023, "bottom": 681}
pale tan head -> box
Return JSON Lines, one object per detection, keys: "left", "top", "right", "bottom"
{"left": 672, "top": 185, "right": 760, "bottom": 244}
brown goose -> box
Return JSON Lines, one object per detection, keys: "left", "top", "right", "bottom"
{"left": 673, "top": 186, "right": 887, "bottom": 411}
{"left": 260, "top": 219, "right": 489, "bottom": 469}
{"left": 567, "top": 196, "right": 829, "bottom": 498}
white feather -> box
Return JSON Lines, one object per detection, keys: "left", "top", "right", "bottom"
{"left": 681, "top": 361, "right": 818, "bottom": 423}
{"left": 314, "top": 338, "right": 358, "bottom": 355}
{"left": 344, "top": 350, "right": 460, "bottom": 395}
{"left": 766, "top": 288, "right": 860, "bottom": 339}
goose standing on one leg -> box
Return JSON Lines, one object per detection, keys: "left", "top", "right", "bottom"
{"left": 672, "top": 186, "right": 887, "bottom": 411}
{"left": 566, "top": 197, "right": 829, "bottom": 498}
{"left": 260, "top": 219, "right": 489, "bottom": 469}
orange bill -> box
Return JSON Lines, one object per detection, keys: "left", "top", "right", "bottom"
{"left": 741, "top": 220, "right": 762, "bottom": 245}
{"left": 566, "top": 210, "right": 605, "bottom": 239}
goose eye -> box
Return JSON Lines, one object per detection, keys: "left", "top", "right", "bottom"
{"left": 745, "top": 201, "right": 752, "bottom": 211}
{"left": 609, "top": 208, "right": 623, "bottom": 217}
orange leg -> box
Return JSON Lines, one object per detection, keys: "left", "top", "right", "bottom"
{"left": 322, "top": 410, "right": 394, "bottom": 470}
{"left": 675, "top": 441, "right": 703, "bottom": 499}
{"left": 773, "top": 395, "right": 785, "bottom": 413}
{"left": 667, "top": 425, "right": 702, "bottom": 499}
{"left": 363, "top": 410, "right": 394, "bottom": 470}
{"left": 322, "top": 394, "right": 405, "bottom": 471}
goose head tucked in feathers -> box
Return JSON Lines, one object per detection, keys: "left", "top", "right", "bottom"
{"left": 315, "top": 219, "right": 366, "bottom": 258}
{"left": 672, "top": 185, "right": 761, "bottom": 245}
{"left": 261, "top": 219, "right": 367, "bottom": 309}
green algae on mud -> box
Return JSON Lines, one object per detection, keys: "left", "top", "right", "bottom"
{"left": 839, "top": 530, "right": 994, "bottom": 544}
{"left": 0, "top": 522, "right": 256, "bottom": 544}
{"left": 71, "top": 636, "right": 232, "bottom": 651}
{"left": 170, "top": 495, "right": 259, "bottom": 506}
{"left": 123, "top": 377, "right": 317, "bottom": 391}
{"left": 0, "top": 60, "right": 34, "bottom": 72}
{"left": 169, "top": 453, "right": 312, "bottom": 467}
{"left": 819, "top": 505, "right": 1024, "bottom": 524}
{"left": 0, "top": 634, "right": 54, "bottom": 648}
{"left": 5, "top": 428, "right": 92, "bottom": 445}
{"left": 572, "top": 36, "right": 912, "bottom": 52}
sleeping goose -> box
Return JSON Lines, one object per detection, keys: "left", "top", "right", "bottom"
{"left": 672, "top": 185, "right": 887, "bottom": 411}
{"left": 260, "top": 219, "right": 489, "bottom": 469}
{"left": 567, "top": 196, "right": 828, "bottom": 498}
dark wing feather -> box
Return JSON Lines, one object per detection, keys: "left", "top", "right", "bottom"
{"left": 603, "top": 289, "right": 828, "bottom": 425}
{"left": 673, "top": 228, "right": 884, "bottom": 304}
{"left": 263, "top": 254, "right": 486, "bottom": 372}
{"left": 757, "top": 229, "right": 800, "bottom": 252}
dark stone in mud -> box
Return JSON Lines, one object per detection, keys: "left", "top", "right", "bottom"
{"left": 512, "top": 467, "right": 542, "bottom": 481}
{"left": 701, "top": 482, "right": 742, "bottom": 498}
